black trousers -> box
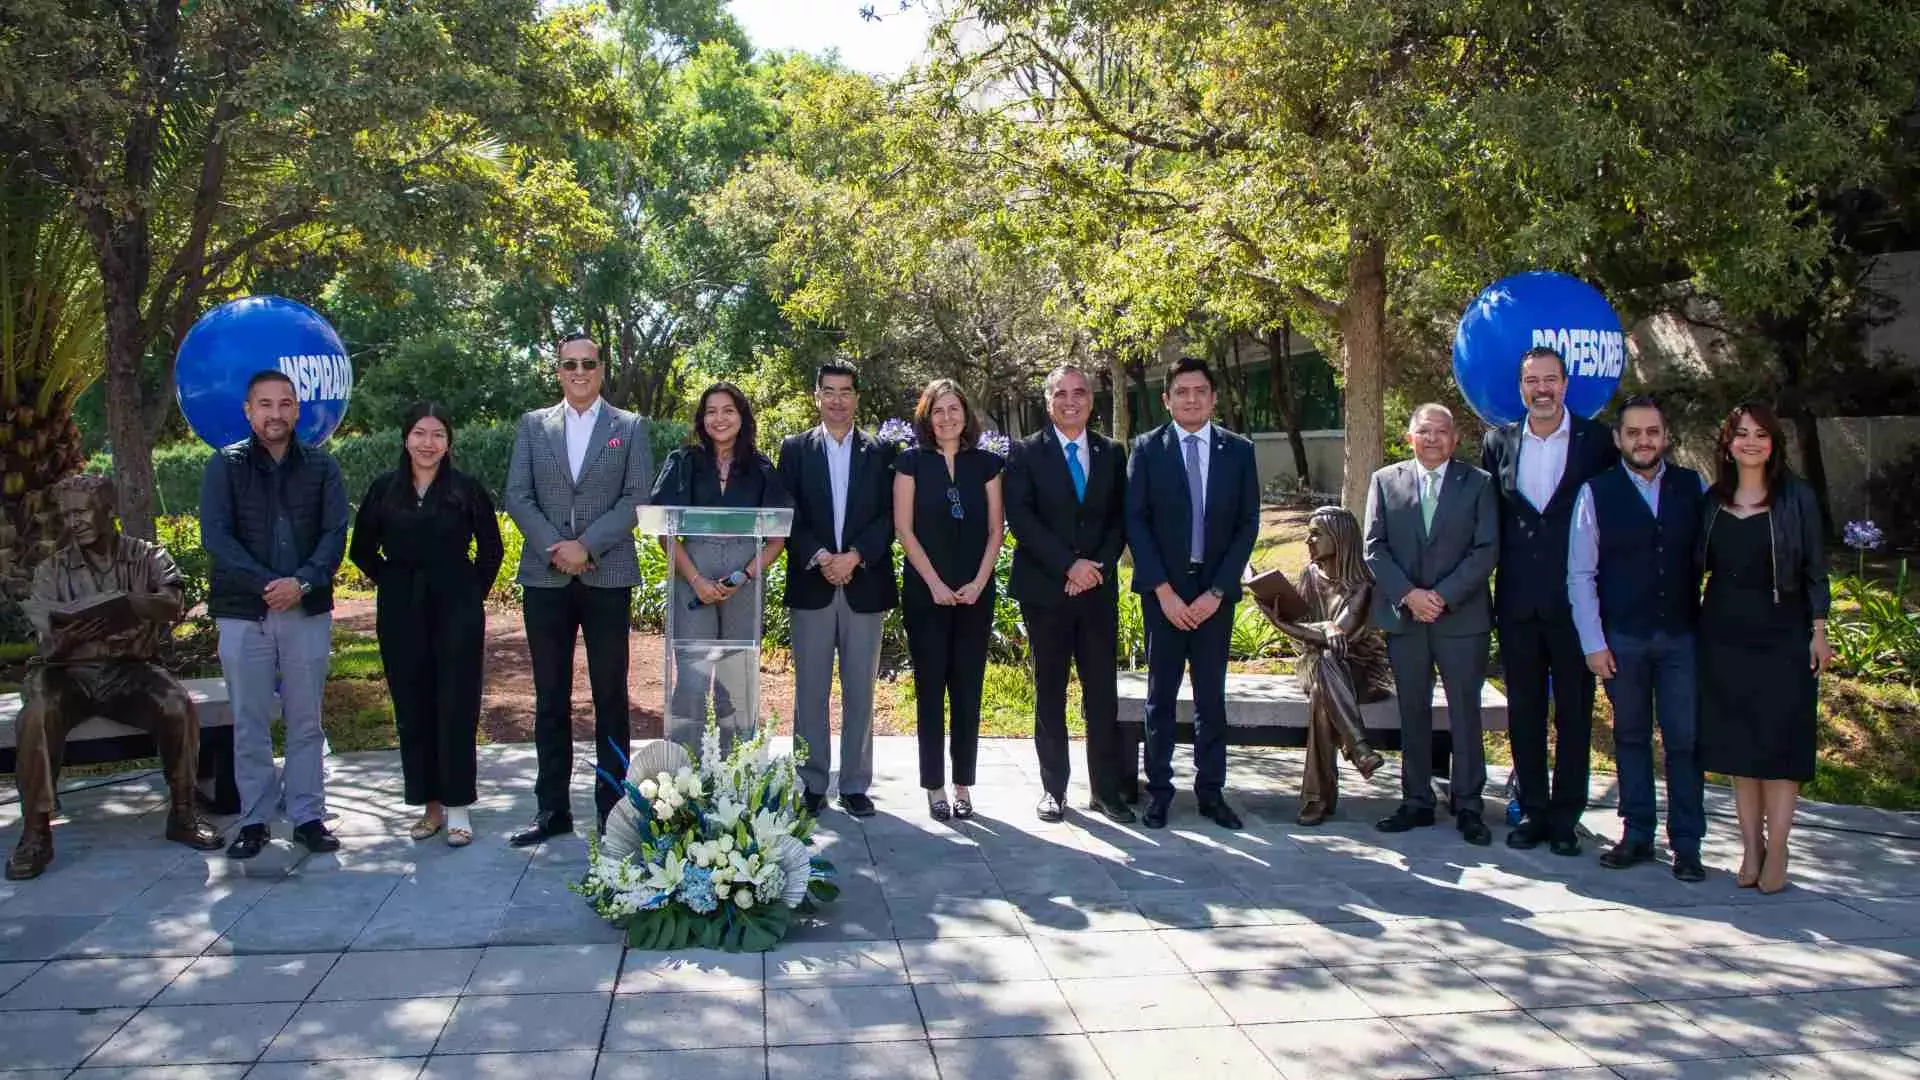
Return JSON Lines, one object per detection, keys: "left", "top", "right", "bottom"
{"left": 1023, "top": 594, "right": 1123, "bottom": 802}
{"left": 524, "top": 580, "right": 633, "bottom": 824}
{"left": 1142, "top": 568, "right": 1234, "bottom": 804}
{"left": 1500, "top": 612, "right": 1594, "bottom": 839}
{"left": 904, "top": 594, "right": 993, "bottom": 789}
{"left": 378, "top": 576, "right": 484, "bottom": 807}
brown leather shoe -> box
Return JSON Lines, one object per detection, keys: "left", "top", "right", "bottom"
{"left": 5, "top": 815, "right": 53, "bottom": 880}
{"left": 1352, "top": 748, "right": 1385, "bottom": 780}
{"left": 166, "top": 805, "right": 225, "bottom": 852}
{"left": 1296, "top": 801, "right": 1332, "bottom": 826}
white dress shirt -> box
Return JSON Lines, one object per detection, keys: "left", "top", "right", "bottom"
{"left": 1054, "top": 426, "right": 1088, "bottom": 467}
{"left": 1517, "top": 407, "right": 1571, "bottom": 512}
{"left": 564, "top": 397, "right": 604, "bottom": 483}
{"left": 820, "top": 424, "right": 855, "bottom": 555}
{"left": 1175, "top": 421, "right": 1213, "bottom": 493}
{"left": 1415, "top": 460, "right": 1447, "bottom": 504}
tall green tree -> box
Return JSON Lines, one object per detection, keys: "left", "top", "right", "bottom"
{"left": 1, "top": 0, "right": 619, "bottom": 538}
{"left": 933, "top": 0, "right": 1920, "bottom": 509}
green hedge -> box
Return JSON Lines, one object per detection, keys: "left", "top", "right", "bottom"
{"left": 91, "top": 417, "right": 691, "bottom": 515}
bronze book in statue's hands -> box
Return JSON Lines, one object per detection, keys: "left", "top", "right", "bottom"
{"left": 1246, "top": 569, "right": 1310, "bottom": 622}
{"left": 45, "top": 590, "right": 138, "bottom": 631}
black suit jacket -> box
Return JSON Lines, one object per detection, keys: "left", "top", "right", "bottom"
{"left": 1125, "top": 422, "right": 1261, "bottom": 602}
{"left": 777, "top": 428, "right": 898, "bottom": 613}
{"left": 1004, "top": 428, "right": 1128, "bottom": 607}
{"left": 1480, "top": 410, "right": 1619, "bottom": 621}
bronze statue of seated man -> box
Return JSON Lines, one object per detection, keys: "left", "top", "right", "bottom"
{"left": 7, "top": 475, "right": 223, "bottom": 880}
{"left": 1252, "top": 506, "right": 1393, "bottom": 826}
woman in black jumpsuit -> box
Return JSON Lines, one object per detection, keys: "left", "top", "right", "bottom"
{"left": 350, "top": 403, "right": 504, "bottom": 847}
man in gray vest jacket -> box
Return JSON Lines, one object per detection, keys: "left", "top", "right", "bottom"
{"left": 505, "top": 332, "right": 654, "bottom": 845}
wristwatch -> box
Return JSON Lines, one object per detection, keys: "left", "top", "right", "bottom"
{"left": 297, "top": 579, "right": 312, "bottom": 596}
{"left": 1208, "top": 586, "right": 1225, "bottom": 599}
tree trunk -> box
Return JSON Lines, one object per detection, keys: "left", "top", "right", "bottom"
{"left": 1337, "top": 233, "right": 1388, "bottom": 512}
{"left": 1105, "top": 347, "right": 1131, "bottom": 441}
{"left": 1764, "top": 311, "right": 1834, "bottom": 533}
{"left": 102, "top": 271, "right": 160, "bottom": 541}
{"left": 1264, "top": 323, "right": 1311, "bottom": 487}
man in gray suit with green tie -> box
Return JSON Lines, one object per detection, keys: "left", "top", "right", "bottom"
{"left": 504, "top": 332, "right": 654, "bottom": 845}
{"left": 1362, "top": 403, "right": 1499, "bottom": 845}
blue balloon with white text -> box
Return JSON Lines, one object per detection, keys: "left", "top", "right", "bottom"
{"left": 175, "top": 296, "right": 353, "bottom": 449}
{"left": 1451, "top": 271, "right": 1624, "bottom": 427}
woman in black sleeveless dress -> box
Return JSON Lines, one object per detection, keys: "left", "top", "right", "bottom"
{"left": 894, "top": 378, "right": 1005, "bottom": 821}
{"left": 1695, "top": 402, "right": 1832, "bottom": 894}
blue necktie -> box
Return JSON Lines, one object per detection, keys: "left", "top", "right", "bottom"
{"left": 1065, "top": 441, "right": 1086, "bottom": 502}
{"left": 1184, "top": 434, "right": 1205, "bottom": 559}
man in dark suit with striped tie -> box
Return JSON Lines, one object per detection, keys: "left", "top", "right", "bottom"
{"left": 1005, "top": 364, "right": 1132, "bottom": 823}
{"left": 1125, "top": 357, "right": 1261, "bottom": 830}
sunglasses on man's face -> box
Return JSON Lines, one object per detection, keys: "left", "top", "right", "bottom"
{"left": 559, "top": 359, "right": 600, "bottom": 372}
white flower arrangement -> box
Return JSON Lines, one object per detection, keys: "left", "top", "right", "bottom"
{"left": 574, "top": 723, "right": 839, "bottom": 951}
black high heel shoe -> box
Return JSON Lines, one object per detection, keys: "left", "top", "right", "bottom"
{"left": 928, "top": 797, "right": 952, "bottom": 821}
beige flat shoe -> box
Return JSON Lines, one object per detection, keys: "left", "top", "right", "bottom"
{"left": 445, "top": 826, "right": 473, "bottom": 848}
{"left": 409, "top": 815, "right": 443, "bottom": 841}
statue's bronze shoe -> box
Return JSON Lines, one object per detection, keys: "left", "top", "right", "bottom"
{"left": 1352, "top": 748, "right": 1386, "bottom": 780}
{"left": 5, "top": 825, "right": 53, "bottom": 880}
{"left": 1296, "top": 802, "right": 1332, "bottom": 827}
{"left": 166, "top": 809, "right": 226, "bottom": 852}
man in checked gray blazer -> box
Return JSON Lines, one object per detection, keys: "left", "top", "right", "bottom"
{"left": 1362, "top": 403, "right": 1499, "bottom": 845}
{"left": 504, "top": 332, "right": 654, "bottom": 845}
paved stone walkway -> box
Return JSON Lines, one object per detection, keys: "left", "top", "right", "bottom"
{"left": 2, "top": 738, "right": 1919, "bottom": 1078}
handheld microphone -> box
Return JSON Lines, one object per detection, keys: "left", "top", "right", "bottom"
{"left": 687, "top": 569, "right": 750, "bottom": 609}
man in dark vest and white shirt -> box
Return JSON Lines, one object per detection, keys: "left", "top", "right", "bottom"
{"left": 1566, "top": 395, "right": 1707, "bottom": 881}
{"left": 1481, "top": 346, "right": 1619, "bottom": 855}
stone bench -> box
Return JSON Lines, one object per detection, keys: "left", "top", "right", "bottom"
{"left": 1116, "top": 671, "right": 1508, "bottom": 751}
{"left": 0, "top": 677, "right": 240, "bottom": 814}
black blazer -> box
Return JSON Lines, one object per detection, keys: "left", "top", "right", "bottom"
{"left": 1480, "top": 410, "right": 1619, "bottom": 620}
{"left": 776, "top": 427, "right": 898, "bottom": 614}
{"left": 1697, "top": 472, "right": 1831, "bottom": 619}
{"left": 1125, "top": 422, "right": 1261, "bottom": 602}
{"left": 1004, "top": 429, "right": 1128, "bottom": 607}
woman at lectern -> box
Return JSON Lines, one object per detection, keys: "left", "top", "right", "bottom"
{"left": 650, "top": 382, "right": 790, "bottom": 753}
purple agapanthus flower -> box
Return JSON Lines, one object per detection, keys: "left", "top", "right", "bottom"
{"left": 1844, "top": 519, "right": 1885, "bottom": 552}
{"left": 978, "top": 430, "right": 1012, "bottom": 458}
{"left": 877, "top": 417, "right": 917, "bottom": 450}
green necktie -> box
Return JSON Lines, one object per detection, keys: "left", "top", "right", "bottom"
{"left": 1421, "top": 470, "right": 1439, "bottom": 531}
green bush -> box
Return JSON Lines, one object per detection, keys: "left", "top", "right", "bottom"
{"left": 1830, "top": 562, "right": 1920, "bottom": 686}
{"left": 91, "top": 418, "right": 690, "bottom": 515}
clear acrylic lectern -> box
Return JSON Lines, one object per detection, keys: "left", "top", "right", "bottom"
{"left": 636, "top": 505, "right": 794, "bottom": 758}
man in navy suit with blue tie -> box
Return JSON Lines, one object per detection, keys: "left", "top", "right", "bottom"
{"left": 1126, "top": 357, "right": 1262, "bottom": 830}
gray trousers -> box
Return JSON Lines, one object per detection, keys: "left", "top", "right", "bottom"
{"left": 218, "top": 610, "right": 333, "bottom": 829}
{"left": 791, "top": 591, "right": 884, "bottom": 797}
{"left": 1386, "top": 626, "right": 1489, "bottom": 814}
{"left": 668, "top": 537, "right": 763, "bottom": 754}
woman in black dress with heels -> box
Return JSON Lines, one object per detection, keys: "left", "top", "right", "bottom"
{"left": 895, "top": 378, "right": 1005, "bottom": 821}
{"left": 350, "top": 403, "right": 505, "bottom": 848}
{"left": 1696, "top": 402, "right": 1832, "bottom": 894}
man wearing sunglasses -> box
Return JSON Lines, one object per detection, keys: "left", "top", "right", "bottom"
{"left": 504, "top": 333, "right": 655, "bottom": 847}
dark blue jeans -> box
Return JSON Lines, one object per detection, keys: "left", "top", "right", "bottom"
{"left": 1605, "top": 629, "right": 1704, "bottom": 855}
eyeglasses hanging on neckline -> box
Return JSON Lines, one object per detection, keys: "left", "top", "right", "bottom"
{"left": 946, "top": 486, "right": 965, "bottom": 520}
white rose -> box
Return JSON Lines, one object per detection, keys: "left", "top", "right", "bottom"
{"left": 637, "top": 780, "right": 659, "bottom": 800}
{"left": 735, "top": 888, "right": 755, "bottom": 909}
{"left": 717, "top": 835, "right": 735, "bottom": 854}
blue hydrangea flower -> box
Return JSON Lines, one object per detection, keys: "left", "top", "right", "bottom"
{"left": 678, "top": 865, "right": 718, "bottom": 914}
{"left": 877, "top": 418, "right": 917, "bottom": 450}
{"left": 978, "top": 430, "right": 1011, "bottom": 458}
{"left": 1844, "top": 519, "right": 1885, "bottom": 552}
